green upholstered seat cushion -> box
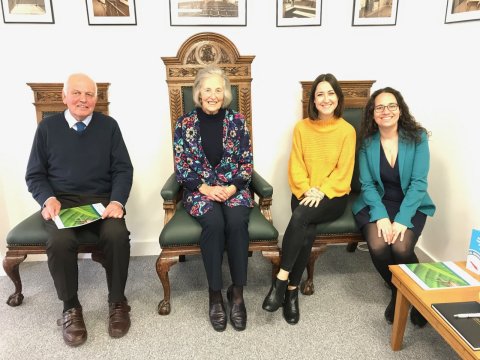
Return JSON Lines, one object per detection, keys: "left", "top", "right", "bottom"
{"left": 7, "top": 212, "right": 99, "bottom": 247}
{"left": 315, "top": 194, "right": 361, "bottom": 235}
{"left": 159, "top": 202, "right": 278, "bottom": 248}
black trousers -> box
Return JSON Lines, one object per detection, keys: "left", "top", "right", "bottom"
{"left": 194, "top": 203, "right": 251, "bottom": 291}
{"left": 44, "top": 194, "right": 131, "bottom": 303}
{"left": 281, "top": 194, "right": 348, "bottom": 286}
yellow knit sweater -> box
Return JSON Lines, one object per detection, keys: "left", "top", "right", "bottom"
{"left": 288, "top": 117, "right": 356, "bottom": 200}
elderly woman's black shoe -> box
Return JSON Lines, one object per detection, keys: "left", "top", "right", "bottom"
{"left": 262, "top": 278, "right": 288, "bottom": 312}
{"left": 227, "top": 285, "right": 247, "bottom": 331}
{"left": 209, "top": 289, "right": 227, "bottom": 332}
{"left": 283, "top": 288, "right": 299, "bottom": 324}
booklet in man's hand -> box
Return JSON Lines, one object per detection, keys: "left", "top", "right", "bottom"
{"left": 54, "top": 203, "right": 105, "bottom": 229}
{"left": 399, "top": 261, "right": 480, "bottom": 290}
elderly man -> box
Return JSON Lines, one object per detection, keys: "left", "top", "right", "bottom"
{"left": 26, "top": 73, "right": 133, "bottom": 346}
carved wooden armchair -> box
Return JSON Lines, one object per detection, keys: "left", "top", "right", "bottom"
{"left": 299, "top": 80, "right": 376, "bottom": 295}
{"left": 3, "top": 83, "right": 110, "bottom": 306}
{"left": 156, "top": 32, "right": 280, "bottom": 315}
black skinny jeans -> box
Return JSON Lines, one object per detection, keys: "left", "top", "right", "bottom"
{"left": 281, "top": 194, "right": 348, "bottom": 286}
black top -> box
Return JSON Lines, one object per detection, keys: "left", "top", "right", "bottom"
{"left": 198, "top": 107, "right": 225, "bottom": 168}
{"left": 25, "top": 112, "right": 133, "bottom": 207}
{"left": 354, "top": 146, "right": 427, "bottom": 236}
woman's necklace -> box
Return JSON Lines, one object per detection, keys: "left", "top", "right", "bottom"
{"left": 380, "top": 137, "right": 398, "bottom": 167}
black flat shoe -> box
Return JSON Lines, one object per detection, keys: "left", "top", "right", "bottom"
{"left": 227, "top": 285, "right": 247, "bottom": 331}
{"left": 410, "top": 307, "right": 428, "bottom": 328}
{"left": 262, "top": 278, "right": 288, "bottom": 312}
{"left": 283, "top": 288, "right": 299, "bottom": 325}
{"left": 384, "top": 293, "right": 396, "bottom": 324}
{"left": 209, "top": 289, "right": 227, "bottom": 332}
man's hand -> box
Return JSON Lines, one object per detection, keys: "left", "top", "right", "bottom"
{"left": 376, "top": 218, "right": 393, "bottom": 244}
{"left": 41, "top": 197, "right": 61, "bottom": 220}
{"left": 102, "top": 201, "right": 124, "bottom": 219}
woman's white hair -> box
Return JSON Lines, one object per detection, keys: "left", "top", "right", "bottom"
{"left": 192, "top": 65, "right": 232, "bottom": 108}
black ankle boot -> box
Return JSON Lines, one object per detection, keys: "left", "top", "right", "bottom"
{"left": 410, "top": 306, "right": 427, "bottom": 327}
{"left": 208, "top": 289, "right": 227, "bottom": 332}
{"left": 283, "top": 288, "right": 299, "bottom": 324}
{"left": 384, "top": 289, "right": 397, "bottom": 324}
{"left": 262, "top": 277, "right": 288, "bottom": 312}
{"left": 227, "top": 285, "right": 247, "bottom": 331}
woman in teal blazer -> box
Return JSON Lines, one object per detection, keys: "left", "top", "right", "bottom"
{"left": 352, "top": 87, "right": 435, "bottom": 327}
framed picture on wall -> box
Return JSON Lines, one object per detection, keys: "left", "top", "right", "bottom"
{"left": 352, "top": 0, "right": 399, "bottom": 26}
{"left": 276, "top": 0, "right": 322, "bottom": 27}
{"left": 445, "top": 0, "right": 480, "bottom": 23}
{"left": 170, "top": 0, "right": 247, "bottom": 26}
{"left": 1, "top": 0, "right": 54, "bottom": 24}
{"left": 85, "top": 0, "right": 137, "bottom": 25}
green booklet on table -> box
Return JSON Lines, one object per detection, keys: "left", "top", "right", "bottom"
{"left": 399, "top": 262, "right": 480, "bottom": 290}
{"left": 54, "top": 203, "right": 105, "bottom": 229}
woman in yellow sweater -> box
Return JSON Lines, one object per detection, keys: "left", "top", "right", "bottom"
{"left": 262, "top": 73, "right": 356, "bottom": 324}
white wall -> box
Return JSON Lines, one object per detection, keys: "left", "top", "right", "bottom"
{"left": 1, "top": 1, "right": 479, "bottom": 265}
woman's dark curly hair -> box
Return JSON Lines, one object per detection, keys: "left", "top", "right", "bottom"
{"left": 360, "top": 87, "right": 428, "bottom": 143}
{"left": 308, "top": 73, "right": 344, "bottom": 120}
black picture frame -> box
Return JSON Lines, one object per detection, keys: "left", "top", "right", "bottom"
{"left": 352, "top": 0, "right": 399, "bottom": 26}
{"left": 1, "top": 0, "right": 54, "bottom": 24}
{"left": 445, "top": 0, "right": 480, "bottom": 24}
{"left": 86, "top": 0, "right": 137, "bottom": 25}
{"left": 169, "top": 0, "right": 247, "bottom": 26}
{"left": 276, "top": 0, "right": 322, "bottom": 27}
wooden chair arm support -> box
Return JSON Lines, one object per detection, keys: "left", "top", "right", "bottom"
{"left": 161, "top": 172, "right": 180, "bottom": 225}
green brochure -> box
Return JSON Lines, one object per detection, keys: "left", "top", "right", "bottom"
{"left": 54, "top": 203, "right": 105, "bottom": 229}
{"left": 400, "top": 262, "right": 480, "bottom": 290}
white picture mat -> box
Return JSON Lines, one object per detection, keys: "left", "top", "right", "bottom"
{"left": 277, "top": 0, "right": 322, "bottom": 27}
{"left": 352, "top": 0, "right": 399, "bottom": 26}
{"left": 170, "top": 0, "right": 247, "bottom": 26}
{"left": 1, "top": 0, "right": 54, "bottom": 23}
{"left": 85, "top": 0, "right": 137, "bottom": 25}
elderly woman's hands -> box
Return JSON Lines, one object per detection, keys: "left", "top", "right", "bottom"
{"left": 199, "top": 184, "right": 237, "bottom": 202}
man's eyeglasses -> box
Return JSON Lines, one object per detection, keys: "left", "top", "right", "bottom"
{"left": 374, "top": 103, "right": 399, "bottom": 113}
{"left": 201, "top": 89, "right": 224, "bottom": 97}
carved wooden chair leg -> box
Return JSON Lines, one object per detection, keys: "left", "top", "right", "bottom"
{"left": 300, "top": 246, "right": 326, "bottom": 296}
{"left": 346, "top": 242, "right": 359, "bottom": 252}
{"left": 179, "top": 255, "right": 186, "bottom": 262}
{"left": 156, "top": 254, "right": 179, "bottom": 315}
{"left": 3, "top": 253, "right": 27, "bottom": 306}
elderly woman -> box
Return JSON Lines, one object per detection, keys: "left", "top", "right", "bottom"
{"left": 352, "top": 87, "right": 435, "bottom": 327}
{"left": 173, "top": 65, "right": 253, "bottom": 332}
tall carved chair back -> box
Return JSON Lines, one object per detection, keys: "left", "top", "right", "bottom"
{"left": 299, "top": 80, "right": 375, "bottom": 295}
{"left": 3, "top": 83, "right": 110, "bottom": 307}
{"left": 156, "top": 32, "right": 280, "bottom": 316}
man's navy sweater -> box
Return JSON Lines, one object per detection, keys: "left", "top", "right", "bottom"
{"left": 26, "top": 112, "right": 133, "bottom": 207}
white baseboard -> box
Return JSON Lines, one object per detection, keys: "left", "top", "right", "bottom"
{"left": 0, "top": 256, "right": 5, "bottom": 276}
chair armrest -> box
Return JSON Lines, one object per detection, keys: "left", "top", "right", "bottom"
{"left": 161, "top": 172, "right": 181, "bottom": 225}
{"left": 251, "top": 170, "right": 273, "bottom": 198}
{"left": 161, "top": 173, "right": 181, "bottom": 201}
{"left": 251, "top": 170, "right": 274, "bottom": 223}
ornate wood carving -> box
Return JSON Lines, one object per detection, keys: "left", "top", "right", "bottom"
{"left": 162, "top": 32, "right": 255, "bottom": 140}
{"left": 27, "top": 83, "right": 110, "bottom": 123}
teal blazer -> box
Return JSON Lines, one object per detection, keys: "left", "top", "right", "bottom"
{"left": 352, "top": 131, "right": 435, "bottom": 228}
